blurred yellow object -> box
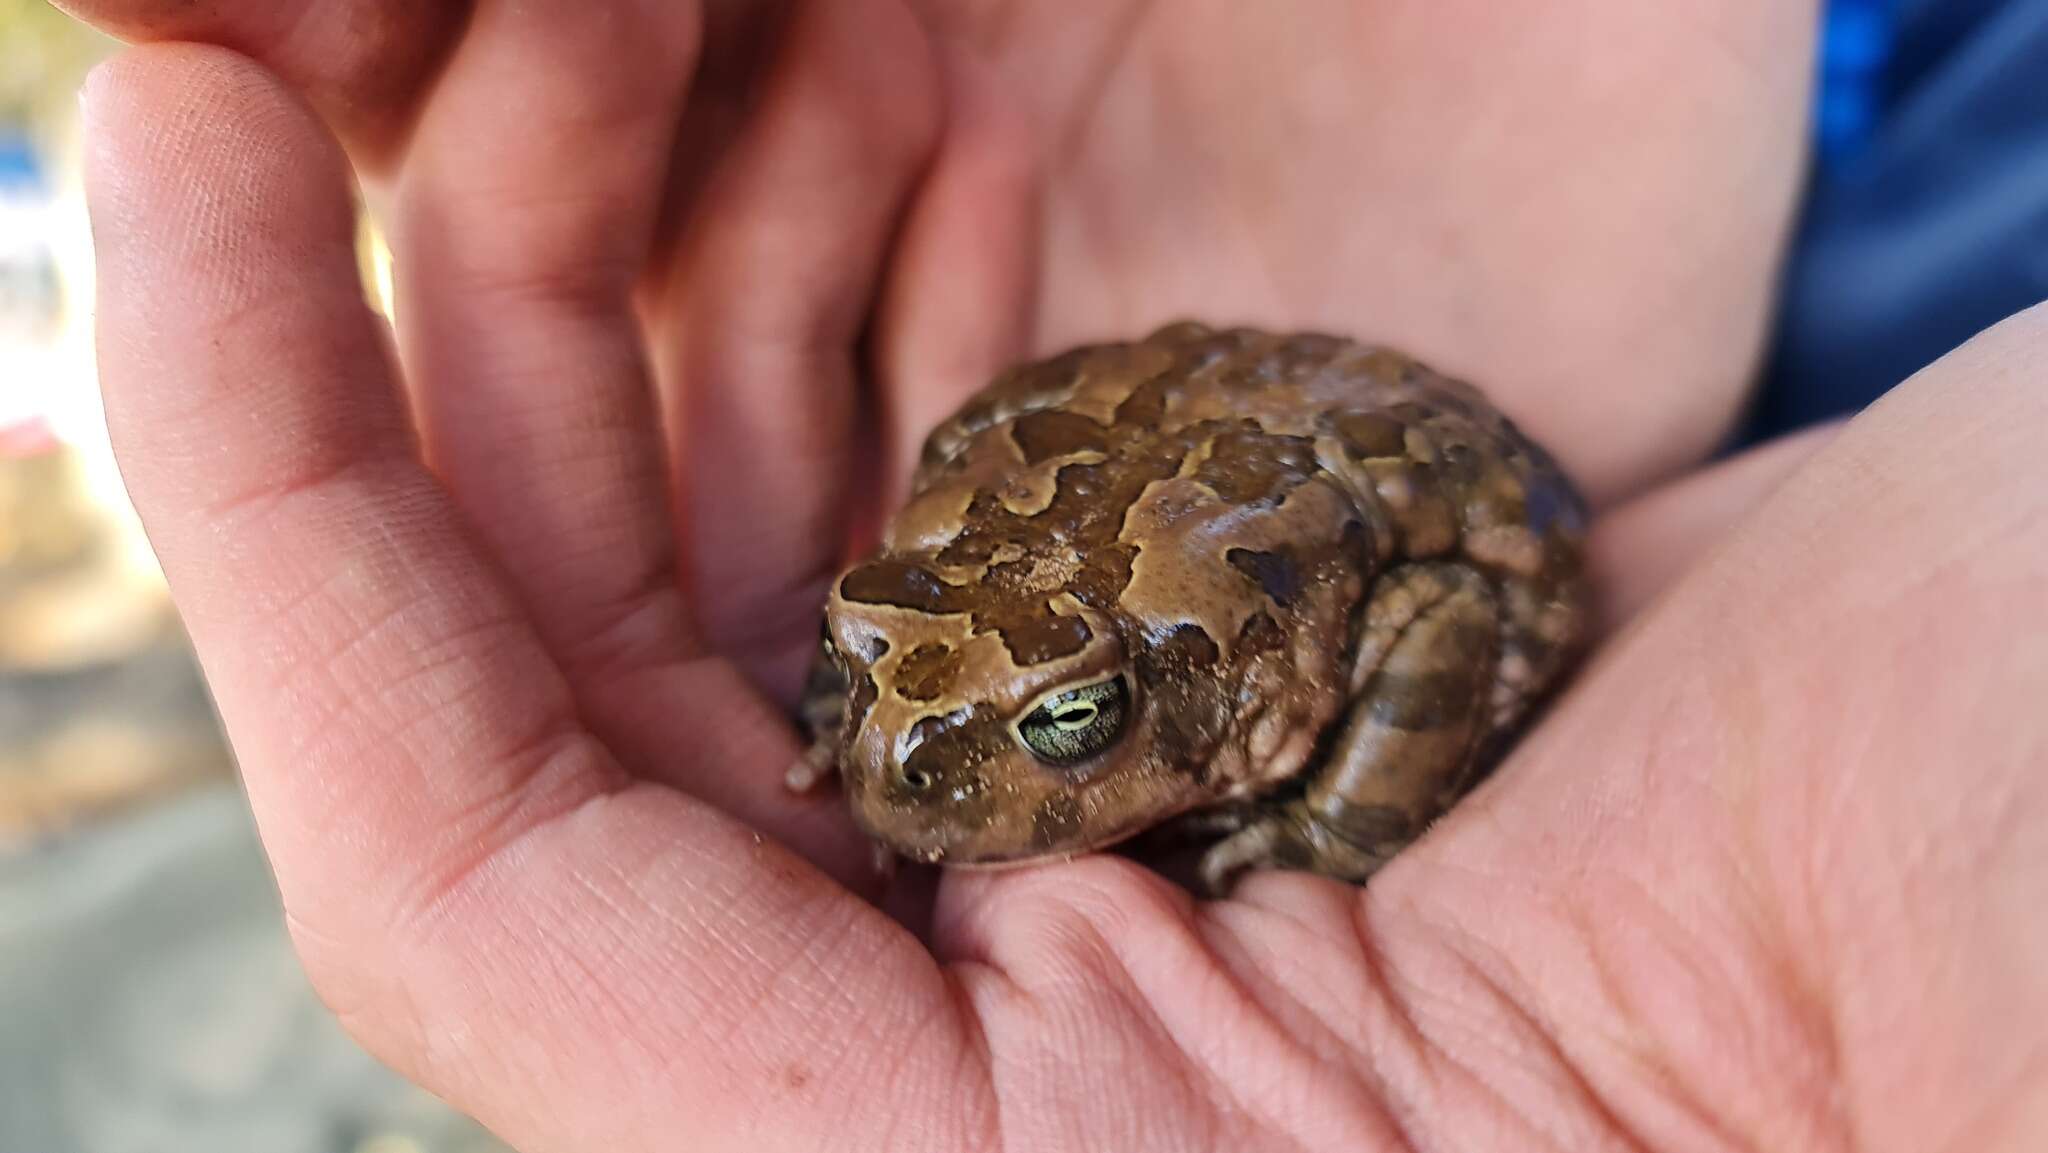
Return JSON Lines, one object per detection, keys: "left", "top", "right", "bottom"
{"left": 0, "top": 718, "right": 225, "bottom": 850}
{"left": 0, "top": 442, "right": 174, "bottom": 670}
{"left": 0, "top": 0, "right": 114, "bottom": 129}
{"left": 0, "top": 437, "right": 219, "bottom": 847}
{"left": 0, "top": 548, "right": 175, "bottom": 669}
{"left": 0, "top": 444, "right": 93, "bottom": 570}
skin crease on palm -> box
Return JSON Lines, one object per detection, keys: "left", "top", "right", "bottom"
{"left": 55, "top": 0, "right": 2048, "bottom": 1150}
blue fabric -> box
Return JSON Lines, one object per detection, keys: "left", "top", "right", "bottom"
{"left": 1744, "top": 0, "right": 2048, "bottom": 441}
{"left": 0, "top": 132, "right": 44, "bottom": 190}
{"left": 1814, "top": 0, "right": 1897, "bottom": 161}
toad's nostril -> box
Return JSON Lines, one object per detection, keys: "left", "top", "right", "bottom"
{"left": 898, "top": 765, "right": 933, "bottom": 792}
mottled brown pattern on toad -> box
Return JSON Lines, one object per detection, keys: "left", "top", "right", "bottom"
{"left": 797, "top": 322, "right": 1589, "bottom": 893}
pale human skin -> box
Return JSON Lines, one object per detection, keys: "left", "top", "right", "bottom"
{"left": 63, "top": 2, "right": 2048, "bottom": 1150}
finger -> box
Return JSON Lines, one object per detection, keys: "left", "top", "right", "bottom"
{"left": 659, "top": 0, "right": 941, "bottom": 700}
{"left": 395, "top": 0, "right": 697, "bottom": 652}
{"left": 1586, "top": 420, "right": 1842, "bottom": 637}
{"left": 386, "top": 2, "right": 768, "bottom": 802}
{"left": 82, "top": 42, "right": 624, "bottom": 948}
{"left": 84, "top": 47, "right": 984, "bottom": 1152}
{"left": 76, "top": 0, "right": 869, "bottom": 874}
{"left": 871, "top": 48, "right": 1041, "bottom": 510}
{"left": 54, "top": 0, "right": 465, "bottom": 165}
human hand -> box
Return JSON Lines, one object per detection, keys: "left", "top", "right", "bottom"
{"left": 71, "top": 2, "right": 2045, "bottom": 1150}
{"left": 60, "top": 0, "right": 1819, "bottom": 702}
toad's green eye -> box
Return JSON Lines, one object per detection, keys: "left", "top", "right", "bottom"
{"left": 1016, "top": 677, "right": 1129, "bottom": 766}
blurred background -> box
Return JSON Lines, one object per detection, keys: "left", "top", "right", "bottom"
{"left": 0, "top": 1, "right": 2042, "bottom": 1151}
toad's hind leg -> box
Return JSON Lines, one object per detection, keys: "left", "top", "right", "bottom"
{"left": 1198, "top": 564, "right": 1501, "bottom": 895}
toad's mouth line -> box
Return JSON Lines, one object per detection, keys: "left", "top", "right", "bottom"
{"left": 870, "top": 801, "right": 1199, "bottom": 869}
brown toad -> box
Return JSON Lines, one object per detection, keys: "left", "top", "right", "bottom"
{"left": 790, "top": 323, "right": 1589, "bottom": 894}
